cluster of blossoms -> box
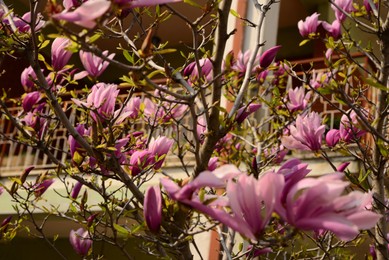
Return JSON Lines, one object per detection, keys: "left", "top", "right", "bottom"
{"left": 144, "top": 159, "right": 379, "bottom": 242}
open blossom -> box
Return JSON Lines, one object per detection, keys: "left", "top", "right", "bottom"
{"left": 286, "top": 86, "right": 311, "bottom": 112}
{"left": 226, "top": 172, "right": 284, "bottom": 240}
{"left": 53, "top": 0, "right": 111, "bottom": 29}
{"left": 115, "top": 0, "right": 182, "bottom": 7}
{"left": 278, "top": 173, "right": 380, "bottom": 241}
{"left": 331, "top": 0, "right": 354, "bottom": 22}
{"left": 51, "top": 37, "right": 73, "bottom": 70}
{"left": 144, "top": 186, "right": 162, "bottom": 233}
{"left": 230, "top": 50, "right": 259, "bottom": 76}
{"left": 4, "top": 12, "right": 45, "bottom": 33}
{"left": 298, "top": 12, "right": 321, "bottom": 37}
{"left": 161, "top": 166, "right": 284, "bottom": 240}
{"left": 79, "top": 50, "right": 115, "bottom": 78}
{"left": 282, "top": 112, "right": 326, "bottom": 151}
{"left": 339, "top": 110, "right": 366, "bottom": 142}
{"left": 63, "top": 0, "right": 87, "bottom": 9}
{"left": 73, "top": 83, "right": 119, "bottom": 121}
{"left": 69, "top": 228, "right": 92, "bottom": 256}
{"left": 322, "top": 19, "right": 341, "bottom": 39}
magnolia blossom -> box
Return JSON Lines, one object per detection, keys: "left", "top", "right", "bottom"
{"left": 63, "top": 0, "right": 87, "bottom": 9}
{"left": 259, "top": 45, "right": 281, "bottom": 69}
{"left": 115, "top": 0, "right": 182, "bottom": 7}
{"left": 114, "top": 96, "right": 141, "bottom": 124}
{"left": 226, "top": 172, "right": 284, "bottom": 240}
{"left": 278, "top": 173, "right": 380, "bottom": 241}
{"left": 71, "top": 181, "right": 83, "bottom": 199}
{"left": 51, "top": 37, "right": 72, "bottom": 70}
{"left": 129, "top": 150, "right": 152, "bottom": 176}
{"left": 148, "top": 136, "right": 174, "bottom": 169}
{"left": 34, "top": 179, "right": 54, "bottom": 197}
{"left": 69, "top": 228, "right": 92, "bottom": 256}
{"left": 143, "top": 97, "right": 187, "bottom": 124}
{"left": 331, "top": 0, "right": 354, "bottom": 22}
{"left": 53, "top": 0, "right": 111, "bottom": 29}
{"left": 72, "top": 83, "right": 119, "bottom": 121}
{"left": 4, "top": 12, "right": 45, "bottom": 33}
{"left": 282, "top": 112, "right": 326, "bottom": 151}
{"left": 69, "top": 124, "right": 87, "bottom": 159}
{"left": 79, "top": 50, "right": 115, "bottom": 78}
{"left": 286, "top": 86, "right": 310, "bottom": 112}
{"left": 22, "top": 91, "right": 41, "bottom": 112}
{"left": 208, "top": 157, "right": 218, "bottom": 171}
{"left": 326, "top": 129, "right": 340, "bottom": 147}
{"left": 236, "top": 103, "right": 261, "bottom": 124}
{"left": 230, "top": 50, "right": 259, "bottom": 76}
{"left": 339, "top": 111, "right": 365, "bottom": 142}
{"left": 21, "top": 66, "right": 37, "bottom": 91}
{"left": 322, "top": 19, "right": 341, "bottom": 39}
{"left": 161, "top": 166, "right": 284, "bottom": 240}
{"left": 144, "top": 186, "right": 162, "bottom": 233}
{"left": 183, "top": 58, "right": 213, "bottom": 85}
{"left": 298, "top": 12, "right": 321, "bottom": 37}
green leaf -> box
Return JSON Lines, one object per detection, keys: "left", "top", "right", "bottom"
{"left": 230, "top": 9, "right": 240, "bottom": 18}
{"left": 123, "top": 50, "right": 134, "bottom": 63}
{"left": 114, "top": 223, "right": 130, "bottom": 237}
{"left": 299, "top": 39, "right": 310, "bottom": 47}
{"left": 183, "top": 0, "right": 202, "bottom": 8}
{"left": 365, "top": 77, "right": 388, "bottom": 91}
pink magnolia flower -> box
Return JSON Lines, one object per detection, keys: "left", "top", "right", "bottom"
{"left": 282, "top": 112, "right": 326, "bottom": 151}
{"left": 259, "top": 45, "right": 282, "bottom": 69}
{"left": 34, "top": 179, "right": 54, "bottom": 197}
{"left": 69, "top": 228, "right": 92, "bottom": 256}
{"left": 71, "top": 181, "right": 83, "bottom": 199}
{"left": 298, "top": 12, "right": 321, "bottom": 37}
{"left": 22, "top": 91, "right": 41, "bottom": 112}
{"left": 279, "top": 173, "right": 380, "bottom": 241}
{"left": 129, "top": 150, "right": 152, "bottom": 176}
{"left": 72, "top": 83, "right": 119, "bottom": 121}
{"left": 236, "top": 103, "right": 261, "bottom": 124}
{"left": 68, "top": 124, "right": 87, "bottom": 160}
{"left": 208, "top": 157, "right": 218, "bottom": 171}
{"left": 286, "top": 86, "right": 311, "bottom": 112}
{"left": 226, "top": 172, "right": 284, "bottom": 240}
{"left": 148, "top": 136, "right": 174, "bottom": 169}
{"left": 230, "top": 50, "right": 259, "bottom": 76}
{"left": 331, "top": 0, "right": 354, "bottom": 22}
{"left": 276, "top": 158, "right": 310, "bottom": 210}
{"left": 337, "top": 162, "right": 350, "bottom": 172}
{"left": 183, "top": 58, "right": 213, "bottom": 85}
{"left": 339, "top": 111, "right": 366, "bottom": 142}
{"left": 53, "top": 0, "right": 111, "bottom": 29}
{"left": 21, "top": 66, "right": 38, "bottom": 91}
{"left": 114, "top": 96, "right": 141, "bottom": 123}
{"left": 161, "top": 165, "right": 284, "bottom": 241}
{"left": 63, "top": 0, "right": 87, "bottom": 9}
{"left": 51, "top": 37, "right": 73, "bottom": 71}
{"left": 5, "top": 12, "right": 45, "bottom": 33}
{"left": 115, "top": 0, "right": 182, "bottom": 7}
{"left": 79, "top": 50, "right": 115, "bottom": 78}
{"left": 144, "top": 185, "right": 162, "bottom": 233}
{"left": 326, "top": 129, "right": 340, "bottom": 147}
{"left": 322, "top": 20, "right": 341, "bottom": 39}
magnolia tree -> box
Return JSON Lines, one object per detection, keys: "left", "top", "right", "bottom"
{"left": 0, "top": 0, "right": 388, "bottom": 259}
